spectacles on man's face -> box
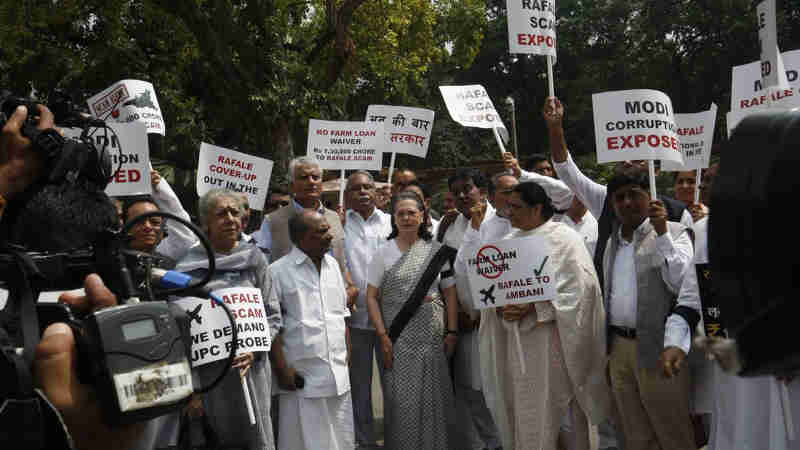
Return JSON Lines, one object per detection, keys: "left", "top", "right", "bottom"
{"left": 268, "top": 200, "right": 290, "bottom": 209}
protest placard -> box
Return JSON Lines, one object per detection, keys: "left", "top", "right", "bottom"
{"left": 365, "top": 105, "right": 434, "bottom": 159}
{"left": 174, "top": 287, "right": 272, "bottom": 367}
{"left": 506, "top": 0, "right": 556, "bottom": 57}
{"left": 439, "top": 85, "right": 510, "bottom": 142}
{"left": 465, "top": 237, "right": 556, "bottom": 310}
{"left": 306, "top": 120, "right": 383, "bottom": 171}
{"left": 731, "top": 49, "right": 800, "bottom": 113}
{"left": 88, "top": 80, "right": 166, "bottom": 135}
{"left": 196, "top": 143, "right": 272, "bottom": 211}
{"left": 62, "top": 121, "right": 152, "bottom": 196}
{"left": 592, "top": 89, "right": 683, "bottom": 165}
{"left": 757, "top": 0, "right": 790, "bottom": 91}
{"left": 661, "top": 104, "right": 717, "bottom": 172}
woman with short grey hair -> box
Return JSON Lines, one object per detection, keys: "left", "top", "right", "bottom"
{"left": 174, "top": 188, "right": 281, "bottom": 449}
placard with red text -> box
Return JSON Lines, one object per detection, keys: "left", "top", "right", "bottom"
{"left": 196, "top": 143, "right": 272, "bottom": 211}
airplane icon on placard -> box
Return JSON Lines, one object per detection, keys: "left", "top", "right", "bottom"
{"left": 186, "top": 304, "right": 203, "bottom": 325}
{"left": 479, "top": 285, "right": 496, "bottom": 305}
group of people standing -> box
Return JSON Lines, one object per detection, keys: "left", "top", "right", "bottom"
{"left": 114, "top": 96, "right": 800, "bottom": 450}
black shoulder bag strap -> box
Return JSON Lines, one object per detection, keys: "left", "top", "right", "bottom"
{"left": 388, "top": 245, "right": 458, "bottom": 343}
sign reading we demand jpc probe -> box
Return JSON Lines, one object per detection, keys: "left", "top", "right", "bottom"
{"left": 306, "top": 120, "right": 383, "bottom": 171}
{"left": 592, "top": 89, "right": 683, "bottom": 165}
{"left": 465, "top": 237, "right": 556, "bottom": 310}
{"left": 174, "top": 287, "right": 272, "bottom": 366}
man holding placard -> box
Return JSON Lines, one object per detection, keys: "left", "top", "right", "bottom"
{"left": 269, "top": 210, "right": 354, "bottom": 450}
{"left": 477, "top": 181, "right": 609, "bottom": 450}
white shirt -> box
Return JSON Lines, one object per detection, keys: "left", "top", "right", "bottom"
{"left": 366, "top": 240, "right": 455, "bottom": 293}
{"left": 518, "top": 168, "right": 575, "bottom": 211}
{"left": 152, "top": 177, "right": 197, "bottom": 262}
{"left": 344, "top": 208, "right": 392, "bottom": 329}
{"left": 555, "top": 210, "right": 598, "bottom": 258}
{"left": 270, "top": 247, "right": 351, "bottom": 398}
{"left": 607, "top": 218, "right": 693, "bottom": 332}
{"left": 663, "top": 217, "right": 706, "bottom": 354}
{"left": 553, "top": 153, "right": 694, "bottom": 228}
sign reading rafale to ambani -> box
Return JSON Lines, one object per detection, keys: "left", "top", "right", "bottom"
{"left": 592, "top": 89, "right": 683, "bottom": 165}
{"left": 506, "top": 0, "right": 556, "bottom": 57}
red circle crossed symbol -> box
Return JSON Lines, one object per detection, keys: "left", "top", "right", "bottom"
{"left": 476, "top": 245, "right": 504, "bottom": 279}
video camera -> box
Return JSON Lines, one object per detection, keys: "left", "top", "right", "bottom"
{"left": 0, "top": 93, "right": 237, "bottom": 446}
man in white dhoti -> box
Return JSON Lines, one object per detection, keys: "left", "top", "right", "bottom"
{"left": 480, "top": 181, "right": 610, "bottom": 450}
{"left": 269, "top": 210, "right": 354, "bottom": 450}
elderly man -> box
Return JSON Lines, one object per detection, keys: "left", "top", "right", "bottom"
{"left": 269, "top": 210, "right": 354, "bottom": 450}
{"left": 343, "top": 170, "right": 391, "bottom": 449}
{"left": 257, "top": 156, "right": 357, "bottom": 301}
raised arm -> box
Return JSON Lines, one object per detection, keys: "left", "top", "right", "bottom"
{"left": 543, "top": 97, "right": 608, "bottom": 218}
{"left": 152, "top": 170, "right": 197, "bottom": 261}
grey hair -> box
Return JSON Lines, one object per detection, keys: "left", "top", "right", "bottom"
{"left": 288, "top": 156, "right": 322, "bottom": 181}
{"left": 197, "top": 188, "right": 241, "bottom": 230}
{"left": 345, "top": 170, "right": 375, "bottom": 190}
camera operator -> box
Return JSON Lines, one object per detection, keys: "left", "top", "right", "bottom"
{"left": 1, "top": 104, "right": 141, "bottom": 450}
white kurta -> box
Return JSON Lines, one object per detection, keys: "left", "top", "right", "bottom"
{"left": 480, "top": 221, "right": 611, "bottom": 450}
{"left": 270, "top": 247, "right": 353, "bottom": 449}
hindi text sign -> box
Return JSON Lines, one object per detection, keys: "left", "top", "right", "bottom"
{"left": 306, "top": 120, "right": 383, "bottom": 171}
{"left": 62, "top": 122, "right": 151, "bottom": 196}
{"left": 592, "top": 89, "right": 683, "bottom": 165}
{"left": 506, "top": 0, "right": 556, "bottom": 57}
{"left": 197, "top": 143, "right": 272, "bottom": 211}
{"left": 365, "top": 105, "right": 434, "bottom": 158}
{"left": 88, "top": 80, "right": 166, "bottom": 135}
{"left": 174, "top": 287, "right": 272, "bottom": 367}
{"left": 466, "top": 237, "right": 556, "bottom": 310}
{"left": 661, "top": 104, "right": 717, "bottom": 171}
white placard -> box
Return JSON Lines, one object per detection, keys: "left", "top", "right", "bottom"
{"left": 87, "top": 80, "right": 166, "bottom": 135}
{"left": 465, "top": 237, "right": 557, "bottom": 310}
{"left": 197, "top": 143, "right": 273, "bottom": 211}
{"left": 661, "top": 104, "right": 718, "bottom": 171}
{"left": 592, "top": 89, "right": 682, "bottom": 164}
{"left": 506, "top": 0, "right": 556, "bottom": 57}
{"left": 438, "top": 85, "right": 510, "bottom": 141}
{"left": 62, "top": 122, "right": 152, "bottom": 196}
{"left": 757, "top": 0, "right": 790, "bottom": 91}
{"left": 306, "top": 120, "right": 383, "bottom": 171}
{"left": 731, "top": 49, "right": 800, "bottom": 113}
{"left": 174, "top": 287, "right": 272, "bottom": 367}
{"left": 365, "top": 105, "right": 435, "bottom": 158}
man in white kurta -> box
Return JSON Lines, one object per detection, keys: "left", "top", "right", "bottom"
{"left": 269, "top": 210, "right": 354, "bottom": 450}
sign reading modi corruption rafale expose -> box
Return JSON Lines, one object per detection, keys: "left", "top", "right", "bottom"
{"left": 465, "top": 236, "right": 557, "bottom": 310}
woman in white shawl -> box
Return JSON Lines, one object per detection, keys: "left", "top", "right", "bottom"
{"left": 479, "top": 181, "right": 610, "bottom": 450}
{"left": 175, "top": 188, "right": 281, "bottom": 450}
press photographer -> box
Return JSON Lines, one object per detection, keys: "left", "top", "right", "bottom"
{"left": 0, "top": 103, "right": 144, "bottom": 449}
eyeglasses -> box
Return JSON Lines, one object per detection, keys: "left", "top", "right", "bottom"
{"left": 268, "top": 200, "right": 290, "bottom": 208}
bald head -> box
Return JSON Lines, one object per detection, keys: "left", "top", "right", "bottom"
{"left": 289, "top": 210, "right": 332, "bottom": 260}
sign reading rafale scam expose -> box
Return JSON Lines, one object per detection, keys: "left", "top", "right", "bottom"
{"left": 592, "top": 89, "right": 683, "bottom": 165}
{"left": 506, "top": 0, "right": 557, "bottom": 57}
{"left": 306, "top": 120, "right": 383, "bottom": 171}
{"left": 465, "top": 237, "right": 556, "bottom": 310}
{"left": 439, "top": 85, "right": 510, "bottom": 141}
